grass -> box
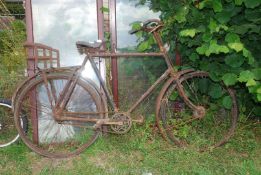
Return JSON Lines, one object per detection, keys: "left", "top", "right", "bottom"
{"left": 0, "top": 119, "right": 260, "bottom": 175}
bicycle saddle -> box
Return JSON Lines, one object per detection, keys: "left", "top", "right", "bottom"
{"left": 76, "top": 40, "right": 104, "bottom": 54}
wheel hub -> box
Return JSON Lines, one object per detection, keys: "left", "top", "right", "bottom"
{"left": 193, "top": 106, "right": 206, "bottom": 119}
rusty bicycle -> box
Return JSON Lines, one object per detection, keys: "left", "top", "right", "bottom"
{"left": 12, "top": 19, "right": 238, "bottom": 158}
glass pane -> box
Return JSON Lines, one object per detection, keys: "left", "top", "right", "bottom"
{"left": 116, "top": 1, "right": 162, "bottom": 111}
{"left": 37, "top": 61, "right": 45, "bottom": 69}
{"left": 116, "top": 0, "right": 160, "bottom": 48}
{"left": 52, "top": 60, "right": 57, "bottom": 67}
{"left": 32, "top": 0, "right": 98, "bottom": 66}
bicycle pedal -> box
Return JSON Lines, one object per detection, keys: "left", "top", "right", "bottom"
{"left": 132, "top": 115, "right": 144, "bottom": 125}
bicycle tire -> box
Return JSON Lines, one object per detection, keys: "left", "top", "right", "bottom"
{"left": 156, "top": 71, "right": 238, "bottom": 150}
{"left": 14, "top": 73, "right": 106, "bottom": 158}
{"left": 0, "top": 98, "right": 27, "bottom": 147}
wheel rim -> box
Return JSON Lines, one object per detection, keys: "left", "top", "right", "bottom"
{"left": 158, "top": 71, "right": 238, "bottom": 150}
{"left": 0, "top": 101, "right": 19, "bottom": 147}
{"left": 14, "top": 74, "right": 105, "bottom": 158}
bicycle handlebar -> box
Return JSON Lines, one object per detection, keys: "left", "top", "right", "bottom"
{"left": 129, "top": 19, "right": 163, "bottom": 35}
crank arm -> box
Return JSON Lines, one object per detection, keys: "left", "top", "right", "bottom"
{"left": 93, "top": 118, "right": 124, "bottom": 129}
{"left": 132, "top": 115, "right": 144, "bottom": 124}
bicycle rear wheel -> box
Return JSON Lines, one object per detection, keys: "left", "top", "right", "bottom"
{"left": 0, "top": 99, "right": 27, "bottom": 147}
{"left": 14, "top": 73, "right": 106, "bottom": 158}
{"left": 156, "top": 71, "right": 238, "bottom": 150}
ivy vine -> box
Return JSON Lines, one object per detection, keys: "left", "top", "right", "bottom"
{"left": 135, "top": 0, "right": 260, "bottom": 116}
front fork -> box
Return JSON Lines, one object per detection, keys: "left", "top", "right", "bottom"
{"left": 175, "top": 80, "right": 206, "bottom": 119}
{"left": 168, "top": 68, "right": 206, "bottom": 119}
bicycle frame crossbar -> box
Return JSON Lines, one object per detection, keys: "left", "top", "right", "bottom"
{"left": 90, "top": 52, "right": 164, "bottom": 58}
{"left": 24, "top": 20, "right": 178, "bottom": 126}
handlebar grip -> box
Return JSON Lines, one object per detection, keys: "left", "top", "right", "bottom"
{"left": 143, "top": 19, "right": 162, "bottom": 27}
{"left": 128, "top": 29, "right": 140, "bottom": 35}
{"left": 129, "top": 19, "right": 163, "bottom": 35}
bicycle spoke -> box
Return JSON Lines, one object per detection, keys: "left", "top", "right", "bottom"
{"left": 157, "top": 71, "right": 237, "bottom": 150}
{"left": 14, "top": 73, "right": 105, "bottom": 158}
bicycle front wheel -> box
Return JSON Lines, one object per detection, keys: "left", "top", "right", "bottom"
{"left": 0, "top": 99, "right": 27, "bottom": 147}
{"left": 156, "top": 71, "right": 238, "bottom": 150}
{"left": 14, "top": 73, "right": 106, "bottom": 158}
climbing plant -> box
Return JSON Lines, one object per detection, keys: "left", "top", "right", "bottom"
{"left": 134, "top": 0, "right": 260, "bottom": 116}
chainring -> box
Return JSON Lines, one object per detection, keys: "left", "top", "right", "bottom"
{"left": 110, "top": 113, "right": 132, "bottom": 134}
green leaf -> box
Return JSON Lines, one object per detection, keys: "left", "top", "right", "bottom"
{"left": 248, "top": 86, "right": 257, "bottom": 93}
{"left": 252, "top": 68, "right": 261, "bottom": 80}
{"left": 147, "top": 35, "right": 155, "bottom": 45}
{"left": 198, "top": 1, "right": 207, "bottom": 9}
{"left": 238, "top": 70, "right": 255, "bottom": 82}
{"left": 208, "top": 18, "right": 218, "bottom": 33}
{"left": 169, "top": 91, "right": 179, "bottom": 101}
{"left": 244, "top": 0, "right": 261, "bottom": 8}
{"left": 208, "top": 40, "right": 229, "bottom": 55}
{"left": 222, "top": 96, "right": 232, "bottom": 109}
{"left": 100, "top": 6, "right": 109, "bottom": 13}
{"left": 228, "top": 42, "right": 244, "bottom": 52}
{"left": 212, "top": 0, "right": 223, "bottom": 12}
{"left": 197, "top": 25, "right": 206, "bottom": 33}
{"left": 235, "top": 0, "right": 243, "bottom": 5}
{"left": 189, "top": 53, "right": 199, "bottom": 62}
{"left": 175, "top": 5, "right": 189, "bottom": 23}
{"left": 209, "top": 72, "right": 221, "bottom": 82}
{"left": 257, "top": 87, "right": 261, "bottom": 94}
{"left": 132, "top": 22, "right": 142, "bottom": 30}
{"left": 245, "top": 9, "right": 261, "bottom": 23}
{"left": 257, "top": 94, "right": 261, "bottom": 101}
{"left": 199, "top": 78, "right": 209, "bottom": 93}
{"left": 225, "top": 54, "right": 245, "bottom": 68}
{"left": 196, "top": 40, "right": 229, "bottom": 56}
{"left": 246, "top": 79, "right": 257, "bottom": 86}
{"left": 218, "top": 45, "right": 230, "bottom": 53}
{"left": 209, "top": 83, "right": 223, "bottom": 99}
{"left": 138, "top": 41, "right": 149, "bottom": 52}
{"left": 196, "top": 44, "right": 208, "bottom": 55}
{"left": 179, "top": 29, "right": 197, "bottom": 38}
{"left": 232, "top": 24, "right": 260, "bottom": 35}
{"left": 243, "top": 48, "right": 255, "bottom": 65}
{"left": 225, "top": 33, "right": 244, "bottom": 52}
{"left": 202, "top": 33, "right": 212, "bottom": 42}
{"left": 215, "top": 11, "right": 232, "bottom": 24}
{"left": 222, "top": 73, "right": 238, "bottom": 86}
{"left": 225, "top": 33, "right": 240, "bottom": 43}
{"left": 230, "top": 25, "right": 251, "bottom": 35}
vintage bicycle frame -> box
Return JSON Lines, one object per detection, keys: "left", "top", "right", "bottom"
{"left": 44, "top": 27, "right": 195, "bottom": 125}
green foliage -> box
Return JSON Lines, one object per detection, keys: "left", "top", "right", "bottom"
{"left": 222, "top": 95, "right": 232, "bottom": 109}
{"left": 0, "top": 20, "right": 26, "bottom": 71}
{"left": 100, "top": 6, "right": 109, "bottom": 13}
{"left": 4, "top": 2, "right": 25, "bottom": 20}
{"left": 0, "top": 20, "right": 26, "bottom": 97}
{"left": 179, "top": 28, "right": 198, "bottom": 38}
{"left": 222, "top": 73, "right": 238, "bottom": 86}
{"left": 136, "top": 0, "right": 261, "bottom": 117}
